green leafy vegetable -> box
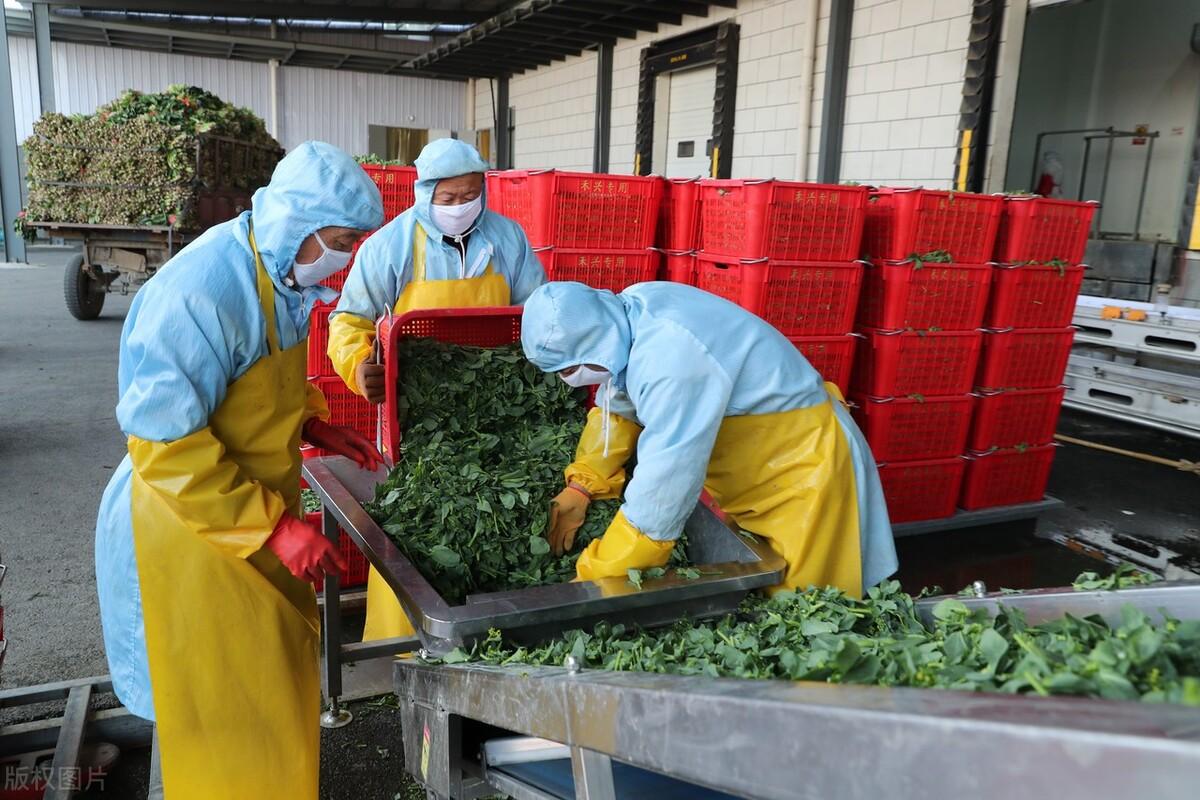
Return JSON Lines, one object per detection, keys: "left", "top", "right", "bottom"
{"left": 368, "top": 338, "right": 686, "bottom": 605}
{"left": 1072, "top": 562, "right": 1156, "bottom": 591}
{"left": 301, "top": 488, "right": 322, "bottom": 514}
{"left": 24, "top": 85, "right": 280, "bottom": 229}
{"left": 440, "top": 579, "right": 1200, "bottom": 706}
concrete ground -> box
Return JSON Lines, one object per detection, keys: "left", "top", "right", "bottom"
{"left": 1, "top": 250, "right": 1196, "bottom": 795}
{"left": 1, "top": 248, "right": 130, "bottom": 691}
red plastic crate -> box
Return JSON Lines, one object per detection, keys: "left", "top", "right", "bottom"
{"left": 984, "top": 263, "right": 1085, "bottom": 328}
{"left": 968, "top": 387, "right": 1065, "bottom": 450}
{"left": 789, "top": 335, "right": 857, "bottom": 395}
{"left": 857, "top": 260, "right": 993, "bottom": 331}
{"left": 658, "top": 177, "right": 702, "bottom": 250}
{"left": 534, "top": 247, "right": 660, "bottom": 292}
{"left": 993, "top": 196, "right": 1098, "bottom": 264}
{"left": 852, "top": 328, "right": 983, "bottom": 396}
{"left": 305, "top": 511, "right": 370, "bottom": 588}
{"left": 699, "top": 179, "right": 867, "bottom": 260}
{"left": 662, "top": 250, "right": 697, "bottom": 284}
{"left": 960, "top": 445, "right": 1056, "bottom": 510}
{"left": 489, "top": 169, "right": 662, "bottom": 248}
{"left": 361, "top": 164, "right": 417, "bottom": 222}
{"left": 976, "top": 327, "right": 1075, "bottom": 390}
{"left": 852, "top": 394, "right": 974, "bottom": 461}
{"left": 307, "top": 302, "right": 335, "bottom": 377}
{"left": 862, "top": 188, "right": 1003, "bottom": 263}
{"left": 380, "top": 308, "right": 523, "bottom": 462}
{"left": 876, "top": 457, "right": 966, "bottom": 523}
{"left": 312, "top": 376, "right": 376, "bottom": 442}
{"left": 695, "top": 255, "right": 864, "bottom": 336}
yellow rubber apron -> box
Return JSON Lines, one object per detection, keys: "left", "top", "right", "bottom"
{"left": 131, "top": 227, "right": 320, "bottom": 799}
{"left": 363, "top": 223, "right": 510, "bottom": 641}
{"left": 704, "top": 384, "right": 864, "bottom": 597}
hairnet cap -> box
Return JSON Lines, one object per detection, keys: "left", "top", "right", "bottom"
{"left": 415, "top": 138, "right": 490, "bottom": 182}
{"left": 520, "top": 282, "right": 632, "bottom": 377}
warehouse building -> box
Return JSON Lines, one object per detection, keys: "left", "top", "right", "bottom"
{"left": 3, "top": 0, "right": 1200, "bottom": 303}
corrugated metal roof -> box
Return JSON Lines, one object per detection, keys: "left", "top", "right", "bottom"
{"left": 68, "top": 1, "right": 511, "bottom": 25}
{"left": 4, "top": 8, "right": 469, "bottom": 78}
{"left": 406, "top": 0, "right": 738, "bottom": 77}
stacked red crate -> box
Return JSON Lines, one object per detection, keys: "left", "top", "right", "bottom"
{"left": 487, "top": 169, "right": 663, "bottom": 292}
{"left": 694, "top": 179, "right": 869, "bottom": 395}
{"left": 854, "top": 188, "right": 1004, "bottom": 523}
{"left": 962, "top": 196, "right": 1097, "bottom": 510}
{"left": 658, "top": 177, "right": 702, "bottom": 286}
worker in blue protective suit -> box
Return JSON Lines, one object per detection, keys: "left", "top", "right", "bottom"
{"left": 328, "top": 138, "right": 546, "bottom": 406}
{"left": 95, "top": 141, "right": 385, "bottom": 800}
{"left": 327, "top": 137, "right": 545, "bottom": 641}
{"left": 522, "top": 281, "right": 898, "bottom": 597}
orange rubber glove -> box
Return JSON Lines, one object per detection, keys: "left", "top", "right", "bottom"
{"left": 548, "top": 483, "right": 591, "bottom": 556}
{"left": 265, "top": 514, "right": 348, "bottom": 584}
{"left": 302, "top": 418, "right": 383, "bottom": 470}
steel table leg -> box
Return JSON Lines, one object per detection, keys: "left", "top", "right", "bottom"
{"left": 570, "top": 748, "right": 616, "bottom": 800}
{"left": 320, "top": 505, "right": 352, "bottom": 729}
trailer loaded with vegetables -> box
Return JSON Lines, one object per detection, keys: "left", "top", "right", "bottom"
{"left": 21, "top": 85, "right": 282, "bottom": 319}
{"left": 299, "top": 305, "right": 1200, "bottom": 800}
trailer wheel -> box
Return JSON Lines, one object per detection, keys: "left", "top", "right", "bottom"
{"left": 64, "top": 254, "right": 105, "bottom": 320}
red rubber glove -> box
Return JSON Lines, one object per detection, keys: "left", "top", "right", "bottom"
{"left": 265, "top": 514, "right": 348, "bottom": 584}
{"left": 303, "top": 418, "right": 384, "bottom": 470}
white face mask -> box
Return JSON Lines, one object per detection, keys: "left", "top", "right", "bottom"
{"left": 292, "top": 231, "right": 353, "bottom": 287}
{"left": 560, "top": 365, "right": 610, "bottom": 388}
{"left": 430, "top": 195, "right": 483, "bottom": 237}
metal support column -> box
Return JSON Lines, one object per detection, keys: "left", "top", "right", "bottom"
{"left": 319, "top": 504, "right": 352, "bottom": 729}
{"left": 32, "top": 2, "right": 54, "bottom": 114}
{"left": 496, "top": 76, "right": 512, "bottom": 170}
{"left": 954, "top": 0, "right": 1005, "bottom": 192}
{"left": 592, "top": 43, "right": 613, "bottom": 173}
{"left": 817, "top": 0, "right": 853, "bottom": 184}
{"left": 0, "top": 10, "right": 27, "bottom": 262}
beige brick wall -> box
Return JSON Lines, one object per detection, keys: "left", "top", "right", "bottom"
{"left": 838, "top": 0, "right": 973, "bottom": 189}
{"left": 468, "top": 0, "right": 988, "bottom": 186}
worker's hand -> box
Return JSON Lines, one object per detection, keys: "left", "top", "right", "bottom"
{"left": 548, "top": 484, "right": 590, "bottom": 556}
{"left": 303, "top": 418, "right": 384, "bottom": 471}
{"left": 266, "top": 514, "right": 348, "bottom": 584}
{"left": 356, "top": 361, "right": 387, "bottom": 405}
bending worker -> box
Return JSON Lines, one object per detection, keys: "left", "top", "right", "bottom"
{"left": 95, "top": 142, "right": 384, "bottom": 800}
{"left": 522, "top": 281, "right": 898, "bottom": 596}
{"left": 328, "top": 137, "right": 545, "bottom": 640}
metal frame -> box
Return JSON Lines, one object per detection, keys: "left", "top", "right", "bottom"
{"left": 0, "top": 675, "right": 154, "bottom": 796}
{"left": 891, "top": 496, "right": 1063, "bottom": 538}
{"left": 395, "top": 591, "right": 1200, "bottom": 800}
{"left": 407, "top": 0, "right": 738, "bottom": 78}
{"left": 817, "top": 0, "right": 853, "bottom": 184}
{"left": 302, "top": 455, "right": 784, "bottom": 719}
{"left": 303, "top": 456, "right": 783, "bottom": 653}
{"left": 633, "top": 21, "right": 740, "bottom": 178}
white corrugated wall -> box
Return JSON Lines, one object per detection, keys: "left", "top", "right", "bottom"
{"left": 7, "top": 37, "right": 465, "bottom": 154}
{"left": 278, "top": 64, "right": 463, "bottom": 154}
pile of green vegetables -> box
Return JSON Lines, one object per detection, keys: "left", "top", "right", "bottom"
{"left": 24, "top": 85, "right": 279, "bottom": 228}
{"left": 367, "top": 339, "right": 680, "bottom": 604}
{"left": 442, "top": 577, "right": 1200, "bottom": 706}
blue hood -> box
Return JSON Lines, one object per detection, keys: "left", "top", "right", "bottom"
{"left": 521, "top": 282, "right": 633, "bottom": 379}
{"left": 248, "top": 141, "right": 384, "bottom": 284}
{"left": 413, "top": 138, "right": 490, "bottom": 237}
